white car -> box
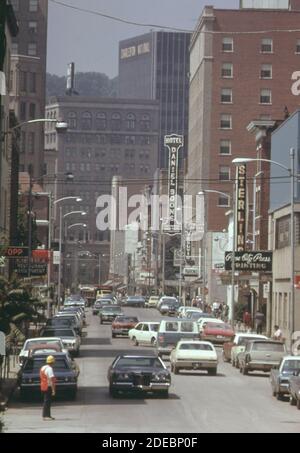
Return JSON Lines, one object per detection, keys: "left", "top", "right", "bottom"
{"left": 128, "top": 322, "right": 160, "bottom": 346}
{"left": 198, "top": 318, "right": 225, "bottom": 334}
{"left": 229, "top": 333, "right": 268, "bottom": 367}
{"left": 18, "top": 337, "right": 65, "bottom": 366}
{"left": 157, "top": 296, "right": 178, "bottom": 310}
{"left": 170, "top": 340, "right": 218, "bottom": 375}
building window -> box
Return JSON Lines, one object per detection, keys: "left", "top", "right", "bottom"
{"left": 220, "top": 140, "right": 231, "bottom": 155}
{"left": 261, "top": 64, "right": 272, "bottom": 79}
{"left": 10, "top": 0, "right": 19, "bottom": 11}
{"left": 219, "top": 166, "right": 231, "bottom": 181}
{"left": 28, "top": 21, "right": 37, "bottom": 34}
{"left": 261, "top": 38, "right": 273, "bottom": 53}
{"left": 260, "top": 89, "right": 272, "bottom": 104}
{"left": 125, "top": 136, "right": 136, "bottom": 145}
{"left": 95, "top": 112, "right": 107, "bottom": 130}
{"left": 141, "top": 136, "right": 151, "bottom": 145}
{"left": 29, "top": 0, "right": 38, "bottom": 12}
{"left": 29, "top": 103, "right": 36, "bottom": 119}
{"left": 81, "top": 112, "right": 92, "bottom": 130}
{"left": 68, "top": 112, "right": 77, "bottom": 129}
{"left": 222, "top": 37, "right": 233, "bottom": 52}
{"left": 221, "top": 88, "right": 232, "bottom": 104}
{"left": 218, "top": 194, "right": 230, "bottom": 207}
{"left": 20, "top": 71, "right": 27, "bottom": 92}
{"left": 29, "top": 72, "right": 37, "bottom": 93}
{"left": 126, "top": 113, "right": 136, "bottom": 130}
{"left": 140, "top": 114, "right": 151, "bottom": 131}
{"left": 111, "top": 113, "right": 122, "bottom": 131}
{"left": 11, "top": 43, "right": 18, "bottom": 55}
{"left": 111, "top": 135, "right": 122, "bottom": 144}
{"left": 28, "top": 132, "right": 35, "bottom": 154}
{"left": 276, "top": 215, "right": 290, "bottom": 249}
{"left": 28, "top": 43, "right": 37, "bottom": 56}
{"left": 220, "top": 114, "right": 232, "bottom": 129}
{"left": 221, "top": 63, "right": 233, "bottom": 78}
{"left": 296, "top": 40, "right": 300, "bottom": 54}
{"left": 20, "top": 102, "right": 26, "bottom": 121}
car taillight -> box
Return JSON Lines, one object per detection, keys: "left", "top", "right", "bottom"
{"left": 158, "top": 335, "right": 164, "bottom": 343}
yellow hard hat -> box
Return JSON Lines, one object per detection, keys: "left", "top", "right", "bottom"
{"left": 46, "top": 355, "right": 55, "bottom": 364}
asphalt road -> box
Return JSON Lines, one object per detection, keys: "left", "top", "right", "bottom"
{"left": 3, "top": 307, "right": 300, "bottom": 433}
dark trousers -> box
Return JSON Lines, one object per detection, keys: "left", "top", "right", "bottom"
{"left": 42, "top": 388, "right": 52, "bottom": 418}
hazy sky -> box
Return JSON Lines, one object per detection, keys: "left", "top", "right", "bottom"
{"left": 47, "top": 0, "right": 237, "bottom": 78}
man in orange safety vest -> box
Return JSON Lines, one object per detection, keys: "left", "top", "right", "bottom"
{"left": 40, "top": 356, "right": 56, "bottom": 421}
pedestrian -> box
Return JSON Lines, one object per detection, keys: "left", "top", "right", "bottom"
{"left": 243, "top": 311, "right": 252, "bottom": 329}
{"left": 255, "top": 310, "right": 265, "bottom": 335}
{"left": 40, "top": 356, "right": 56, "bottom": 421}
{"left": 273, "top": 325, "right": 283, "bottom": 342}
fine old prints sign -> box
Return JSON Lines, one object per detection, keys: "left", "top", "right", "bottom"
{"left": 164, "top": 134, "right": 184, "bottom": 235}
{"left": 225, "top": 251, "right": 273, "bottom": 272}
{"left": 236, "top": 165, "right": 247, "bottom": 251}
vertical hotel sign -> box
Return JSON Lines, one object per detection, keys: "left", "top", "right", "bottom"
{"left": 164, "top": 134, "right": 184, "bottom": 235}
{"left": 236, "top": 165, "right": 247, "bottom": 251}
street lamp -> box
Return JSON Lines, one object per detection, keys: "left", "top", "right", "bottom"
{"left": 233, "top": 153, "right": 296, "bottom": 339}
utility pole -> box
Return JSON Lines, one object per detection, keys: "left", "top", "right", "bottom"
{"left": 27, "top": 170, "right": 33, "bottom": 278}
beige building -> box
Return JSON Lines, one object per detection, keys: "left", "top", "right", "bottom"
{"left": 9, "top": 0, "right": 48, "bottom": 179}
{"left": 269, "top": 203, "right": 300, "bottom": 345}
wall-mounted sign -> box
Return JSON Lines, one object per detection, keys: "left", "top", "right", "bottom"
{"left": 164, "top": 134, "right": 184, "bottom": 235}
{"left": 183, "top": 267, "right": 199, "bottom": 278}
{"left": 225, "top": 251, "right": 273, "bottom": 272}
{"left": 173, "top": 249, "right": 184, "bottom": 267}
{"left": 0, "top": 246, "right": 28, "bottom": 258}
{"left": 120, "top": 42, "right": 150, "bottom": 59}
{"left": 185, "top": 231, "right": 192, "bottom": 263}
{"left": 236, "top": 165, "right": 247, "bottom": 251}
{"left": 16, "top": 260, "right": 48, "bottom": 276}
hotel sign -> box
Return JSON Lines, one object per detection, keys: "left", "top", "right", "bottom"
{"left": 164, "top": 134, "right": 184, "bottom": 235}
{"left": 236, "top": 165, "right": 247, "bottom": 251}
{"left": 121, "top": 42, "right": 151, "bottom": 59}
{"left": 225, "top": 251, "right": 273, "bottom": 272}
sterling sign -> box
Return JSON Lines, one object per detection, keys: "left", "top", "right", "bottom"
{"left": 164, "top": 134, "right": 184, "bottom": 235}
{"left": 236, "top": 165, "right": 247, "bottom": 251}
{"left": 225, "top": 251, "right": 273, "bottom": 272}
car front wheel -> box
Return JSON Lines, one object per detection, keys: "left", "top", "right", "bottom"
{"left": 132, "top": 337, "right": 139, "bottom": 346}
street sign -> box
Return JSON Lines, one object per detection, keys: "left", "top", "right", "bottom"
{"left": 16, "top": 260, "right": 47, "bottom": 276}
{"left": 53, "top": 251, "right": 60, "bottom": 265}
{"left": 225, "top": 251, "right": 273, "bottom": 272}
{"left": 183, "top": 267, "right": 199, "bottom": 277}
{"left": 0, "top": 246, "right": 28, "bottom": 258}
{"left": 0, "top": 331, "right": 5, "bottom": 356}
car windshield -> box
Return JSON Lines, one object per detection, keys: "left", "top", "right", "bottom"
{"left": 237, "top": 337, "right": 263, "bottom": 346}
{"left": 103, "top": 307, "right": 122, "bottom": 313}
{"left": 42, "top": 329, "right": 74, "bottom": 337}
{"left": 179, "top": 343, "right": 213, "bottom": 351}
{"left": 252, "top": 342, "right": 284, "bottom": 352}
{"left": 115, "top": 317, "right": 138, "bottom": 323}
{"left": 25, "top": 340, "right": 59, "bottom": 351}
{"left": 282, "top": 360, "right": 300, "bottom": 372}
{"left": 163, "top": 298, "right": 177, "bottom": 304}
{"left": 116, "top": 357, "right": 163, "bottom": 369}
{"left": 23, "top": 357, "right": 69, "bottom": 372}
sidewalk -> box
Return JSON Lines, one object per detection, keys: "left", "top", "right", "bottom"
{"left": 0, "top": 356, "right": 19, "bottom": 411}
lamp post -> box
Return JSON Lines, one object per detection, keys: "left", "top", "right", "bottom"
{"left": 198, "top": 190, "right": 232, "bottom": 319}
{"left": 53, "top": 198, "right": 83, "bottom": 311}
{"left": 233, "top": 153, "right": 296, "bottom": 339}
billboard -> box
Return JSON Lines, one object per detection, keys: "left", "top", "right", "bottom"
{"left": 225, "top": 251, "right": 273, "bottom": 272}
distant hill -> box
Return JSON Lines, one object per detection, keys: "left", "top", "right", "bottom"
{"left": 46, "top": 72, "right": 118, "bottom": 99}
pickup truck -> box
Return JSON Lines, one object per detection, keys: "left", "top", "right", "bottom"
{"left": 270, "top": 356, "right": 300, "bottom": 400}
{"left": 289, "top": 372, "right": 300, "bottom": 409}
{"left": 239, "top": 340, "right": 286, "bottom": 375}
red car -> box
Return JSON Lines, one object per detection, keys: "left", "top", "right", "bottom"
{"left": 201, "top": 322, "right": 235, "bottom": 345}
{"left": 112, "top": 316, "right": 139, "bottom": 338}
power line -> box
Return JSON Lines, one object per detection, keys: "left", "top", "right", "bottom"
{"left": 49, "top": 0, "right": 193, "bottom": 33}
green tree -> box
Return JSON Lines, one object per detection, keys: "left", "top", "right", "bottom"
{"left": 46, "top": 72, "right": 118, "bottom": 98}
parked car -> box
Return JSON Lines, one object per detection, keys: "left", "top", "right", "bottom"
{"left": 239, "top": 340, "right": 287, "bottom": 375}
{"left": 185, "top": 309, "right": 203, "bottom": 319}
{"left": 198, "top": 318, "right": 225, "bottom": 335}
{"left": 156, "top": 320, "right": 200, "bottom": 357}
{"left": 146, "top": 296, "right": 160, "bottom": 308}
{"left": 40, "top": 327, "right": 81, "bottom": 357}
{"left": 93, "top": 299, "right": 111, "bottom": 315}
{"left": 124, "top": 296, "right": 146, "bottom": 308}
{"left": 18, "top": 352, "right": 79, "bottom": 400}
{"left": 223, "top": 334, "right": 268, "bottom": 366}
{"left": 111, "top": 316, "right": 139, "bottom": 338}
{"left": 99, "top": 305, "right": 123, "bottom": 324}
{"left": 159, "top": 299, "right": 180, "bottom": 316}
{"left": 157, "top": 296, "right": 178, "bottom": 311}
{"left": 170, "top": 340, "right": 218, "bottom": 375}
{"left": 200, "top": 322, "right": 234, "bottom": 345}
{"left": 18, "top": 338, "right": 65, "bottom": 367}
{"left": 270, "top": 356, "right": 300, "bottom": 400}
{"left": 288, "top": 372, "right": 300, "bottom": 409}
{"left": 107, "top": 354, "right": 171, "bottom": 398}
{"left": 128, "top": 322, "right": 160, "bottom": 346}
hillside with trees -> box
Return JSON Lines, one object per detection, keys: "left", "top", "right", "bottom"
{"left": 46, "top": 72, "right": 118, "bottom": 99}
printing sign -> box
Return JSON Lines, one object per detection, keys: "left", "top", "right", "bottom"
{"left": 236, "top": 165, "right": 247, "bottom": 251}
{"left": 164, "top": 134, "right": 184, "bottom": 235}
{"left": 224, "top": 251, "right": 273, "bottom": 272}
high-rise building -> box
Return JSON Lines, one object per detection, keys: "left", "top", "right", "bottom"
{"left": 44, "top": 96, "right": 160, "bottom": 288}
{"left": 9, "top": 0, "right": 48, "bottom": 179}
{"left": 119, "top": 31, "right": 190, "bottom": 168}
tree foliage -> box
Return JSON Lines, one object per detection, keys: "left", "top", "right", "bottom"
{"left": 47, "top": 72, "right": 118, "bottom": 99}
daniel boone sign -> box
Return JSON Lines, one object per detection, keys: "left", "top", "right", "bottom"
{"left": 225, "top": 251, "right": 273, "bottom": 272}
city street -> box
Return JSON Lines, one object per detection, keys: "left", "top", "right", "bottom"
{"left": 4, "top": 308, "right": 300, "bottom": 434}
